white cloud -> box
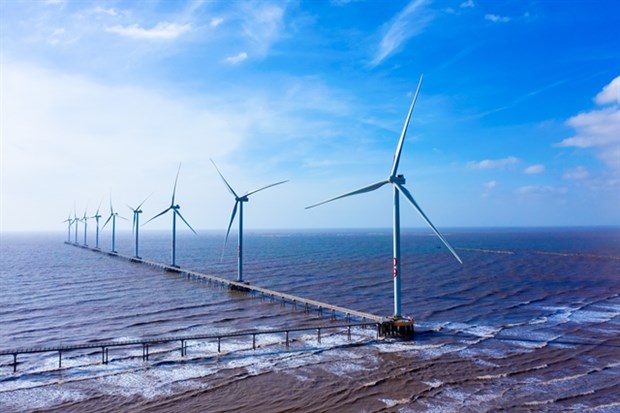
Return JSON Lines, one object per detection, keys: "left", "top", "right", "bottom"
{"left": 595, "top": 75, "right": 620, "bottom": 105}
{"left": 515, "top": 186, "right": 567, "bottom": 195}
{"left": 106, "top": 22, "right": 192, "bottom": 40}
{"left": 563, "top": 166, "right": 589, "bottom": 180}
{"left": 559, "top": 107, "right": 620, "bottom": 149}
{"left": 467, "top": 156, "right": 519, "bottom": 169}
{"left": 49, "top": 28, "right": 65, "bottom": 45}
{"left": 557, "top": 76, "right": 620, "bottom": 170}
{"left": 91, "top": 6, "right": 118, "bottom": 17}
{"left": 210, "top": 17, "right": 224, "bottom": 28}
{"left": 460, "top": 0, "right": 475, "bottom": 8}
{"left": 0, "top": 61, "right": 361, "bottom": 231}
{"left": 482, "top": 180, "right": 497, "bottom": 197}
{"left": 225, "top": 52, "right": 248, "bottom": 64}
{"left": 371, "top": 0, "right": 432, "bottom": 67}
{"left": 524, "top": 164, "right": 545, "bottom": 174}
{"left": 1, "top": 62, "right": 247, "bottom": 231}
{"left": 485, "top": 14, "right": 510, "bottom": 23}
{"left": 240, "top": 3, "right": 285, "bottom": 57}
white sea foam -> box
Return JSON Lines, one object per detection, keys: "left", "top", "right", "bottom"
{"left": 588, "top": 401, "right": 620, "bottom": 411}
{"left": 0, "top": 386, "right": 87, "bottom": 413}
{"left": 419, "top": 344, "right": 469, "bottom": 359}
{"left": 422, "top": 380, "right": 444, "bottom": 389}
{"left": 379, "top": 398, "right": 409, "bottom": 408}
{"left": 323, "top": 359, "right": 369, "bottom": 377}
{"left": 464, "top": 325, "right": 501, "bottom": 338}
{"left": 569, "top": 309, "right": 618, "bottom": 324}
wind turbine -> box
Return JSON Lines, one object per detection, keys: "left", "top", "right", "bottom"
{"left": 92, "top": 201, "right": 102, "bottom": 249}
{"left": 73, "top": 208, "right": 79, "bottom": 244}
{"left": 306, "top": 75, "right": 462, "bottom": 319}
{"left": 127, "top": 195, "right": 150, "bottom": 259}
{"left": 211, "top": 159, "right": 288, "bottom": 283}
{"left": 101, "top": 195, "right": 126, "bottom": 253}
{"left": 81, "top": 208, "right": 89, "bottom": 246}
{"left": 144, "top": 164, "right": 196, "bottom": 267}
{"left": 63, "top": 213, "right": 72, "bottom": 243}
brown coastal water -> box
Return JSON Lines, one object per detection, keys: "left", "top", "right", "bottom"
{"left": 1, "top": 228, "right": 619, "bottom": 412}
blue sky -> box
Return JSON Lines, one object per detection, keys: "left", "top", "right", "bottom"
{"left": 1, "top": 0, "right": 619, "bottom": 232}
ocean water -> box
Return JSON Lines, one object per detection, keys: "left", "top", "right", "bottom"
{"left": 0, "top": 227, "right": 619, "bottom": 412}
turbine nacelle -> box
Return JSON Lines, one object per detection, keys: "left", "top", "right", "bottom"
{"left": 389, "top": 175, "right": 406, "bottom": 185}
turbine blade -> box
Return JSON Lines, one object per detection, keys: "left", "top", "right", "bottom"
{"left": 210, "top": 159, "right": 238, "bottom": 198}
{"left": 390, "top": 74, "right": 423, "bottom": 177}
{"left": 101, "top": 214, "right": 113, "bottom": 230}
{"left": 394, "top": 182, "right": 462, "bottom": 264}
{"left": 305, "top": 180, "right": 389, "bottom": 209}
{"left": 245, "top": 180, "right": 289, "bottom": 197}
{"left": 175, "top": 210, "right": 197, "bottom": 235}
{"left": 117, "top": 214, "right": 128, "bottom": 221}
{"left": 171, "top": 163, "right": 181, "bottom": 206}
{"left": 132, "top": 212, "right": 137, "bottom": 236}
{"left": 143, "top": 207, "right": 171, "bottom": 226}
{"left": 137, "top": 193, "right": 152, "bottom": 210}
{"left": 223, "top": 201, "right": 239, "bottom": 250}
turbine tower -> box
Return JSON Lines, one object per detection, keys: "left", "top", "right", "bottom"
{"left": 306, "top": 75, "right": 462, "bottom": 319}
{"left": 81, "top": 208, "right": 89, "bottom": 246}
{"left": 102, "top": 196, "right": 126, "bottom": 253}
{"left": 73, "top": 208, "right": 79, "bottom": 244}
{"left": 211, "top": 159, "right": 288, "bottom": 283}
{"left": 127, "top": 195, "right": 150, "bottom": 259}
{"left": 92, "top": 202, "right": 102, "bottom": 249}
{"left": 144, "top": 164, "right": 196, "bottom": 267}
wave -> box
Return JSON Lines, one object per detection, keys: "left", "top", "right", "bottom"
{"left": 533, "top": 251, "right": 620, "bottom": 261}
{"left": 456, "top": 247, "right": 515, "bottom": 255}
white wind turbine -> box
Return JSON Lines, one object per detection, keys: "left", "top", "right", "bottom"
{"left": 144, "top": 164, "right": 196, "bottom": 267}
{"left": 81, "top": 208, "right": 89, "bottom": 246}
{"left": 63, "top": 212, "right": 72, "bottom": 243}
{"left": 101, "top": 195, "right": 126, "bottom": 253}
{"left": 127, "top": 195, "right": 150, "bottom": 259}
{"left": 73, "top": 208, "right": 79, "bottom": 244}
{"left": 92, "top": 201, "right": 102, "bottom": 249}
{"left": 211, "top": 159, "right": 288, "bottom": 283}
{"left": 306, "top": 75, "right": 462, "bottom": 319}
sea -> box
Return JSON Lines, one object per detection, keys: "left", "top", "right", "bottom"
{"left": 0, "top": 227, "right": 619, "bottom": 412}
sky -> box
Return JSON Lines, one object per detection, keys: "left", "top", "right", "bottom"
{"left": 1, "top": 0, "right": 619, "bottom": 232}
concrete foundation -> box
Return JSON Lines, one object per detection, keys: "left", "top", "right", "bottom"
{"left": 379, "top": 316, "right": 415, "bottom": 338}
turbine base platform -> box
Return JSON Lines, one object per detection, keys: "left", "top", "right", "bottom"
{"left": 130, "top": 257, "right": 142, "bottom": 262}
{"left": 379, "top": 316, "right": 415, "bottom": 338}
{"left": 230, "top": 281, "right": 251, "bottom": 292}
{"left": 165, "top": 265, "right": 181, "bottom": 273}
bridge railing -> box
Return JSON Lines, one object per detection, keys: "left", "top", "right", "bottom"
{"left": 1, "top": 321, "right": 381, "bottom": 373}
